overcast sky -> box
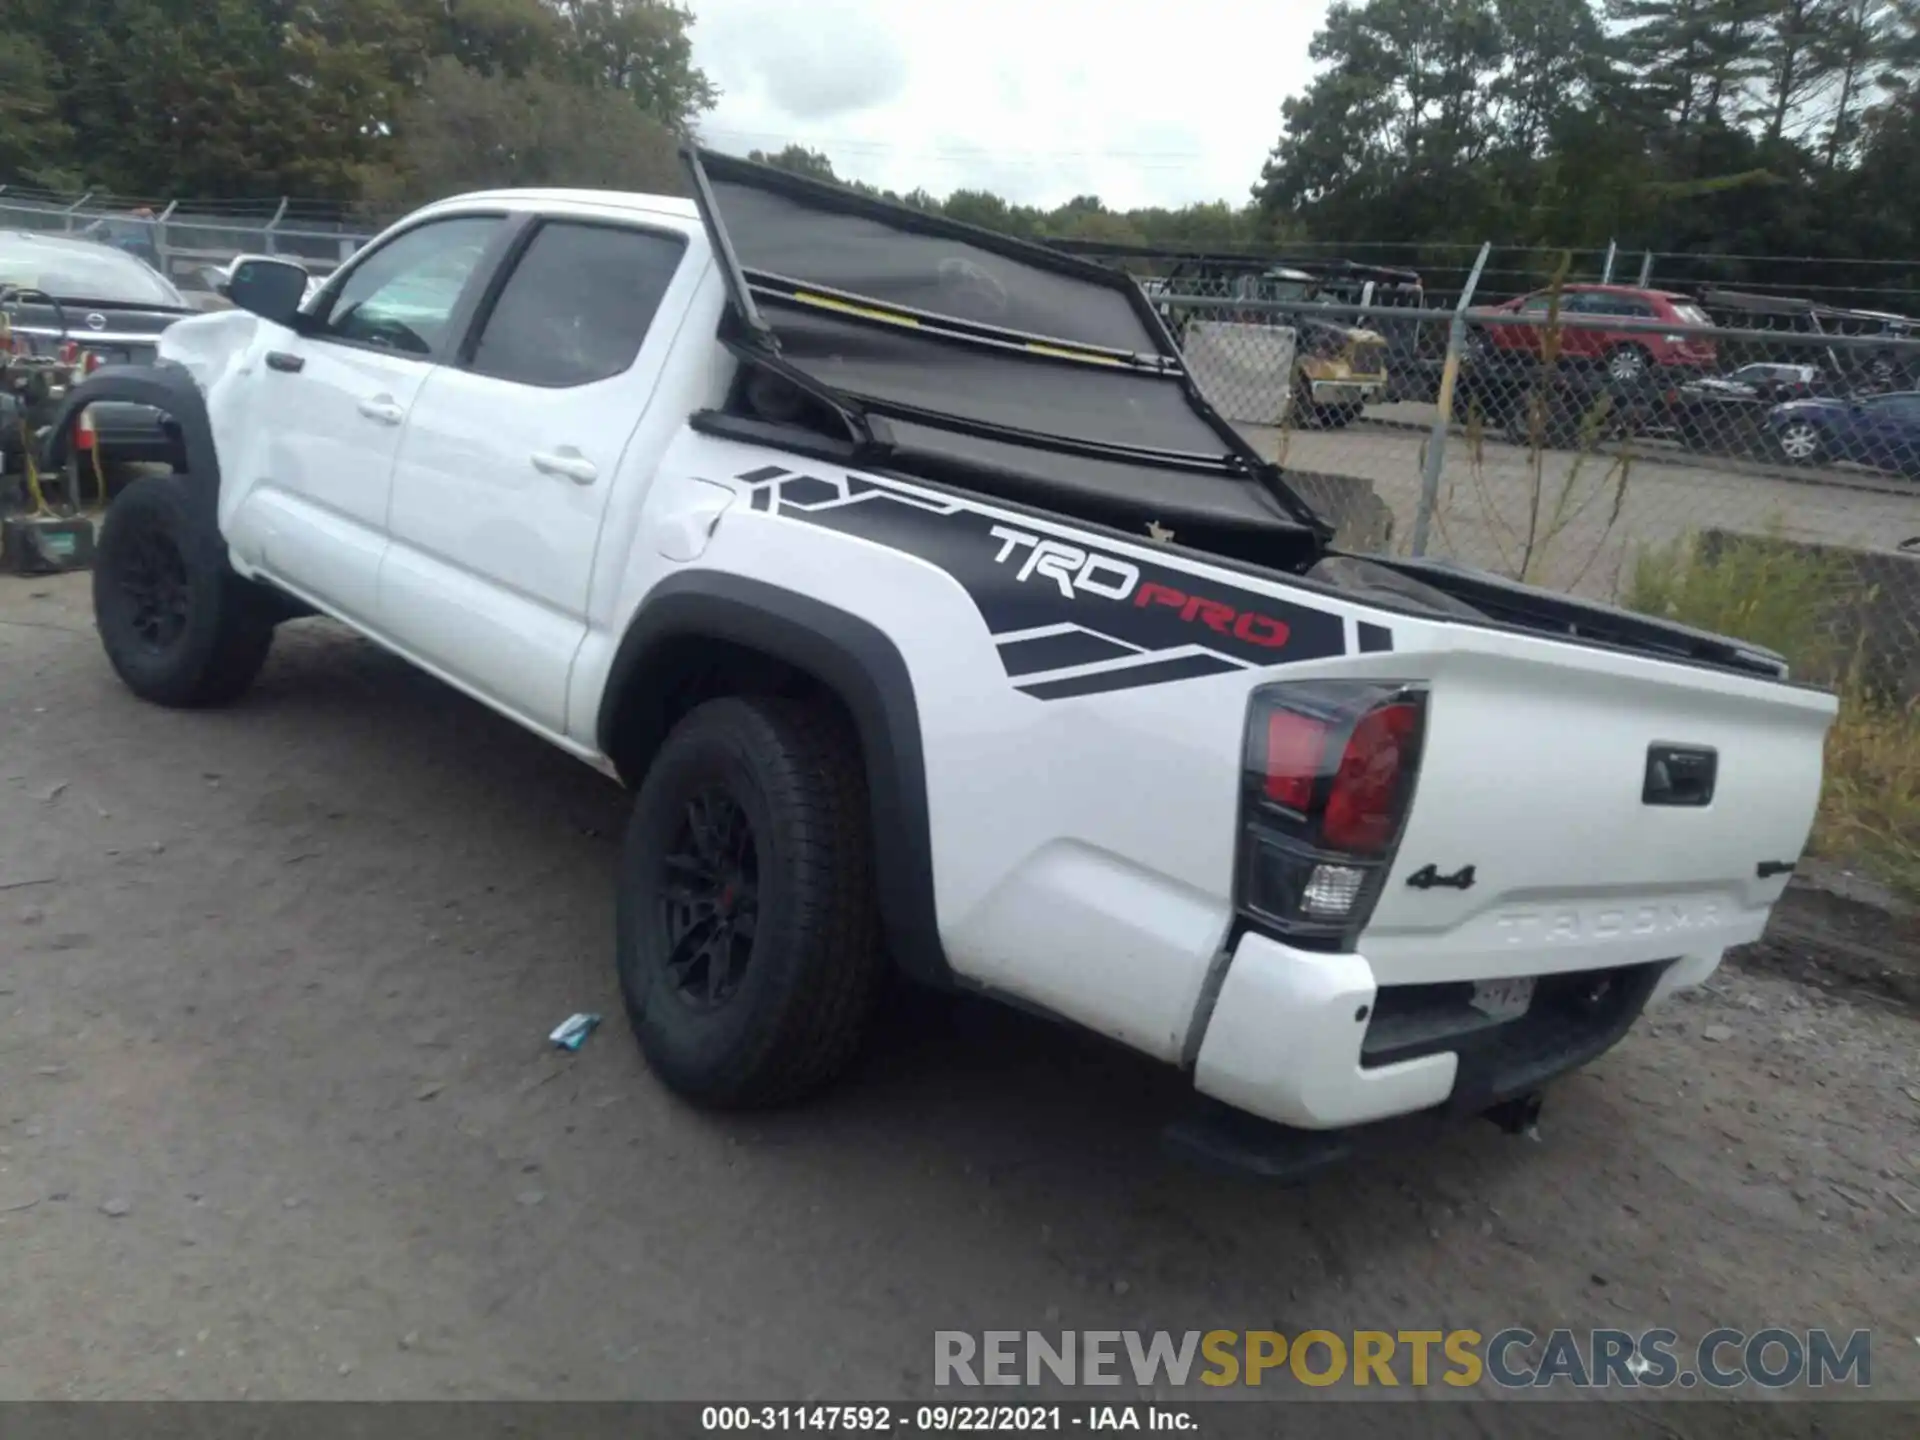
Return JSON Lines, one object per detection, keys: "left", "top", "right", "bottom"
{"left": 687, "top": 0, "right": 1332, "bottom": 211}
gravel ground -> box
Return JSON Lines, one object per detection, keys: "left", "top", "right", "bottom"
{"left": 2, "top": 571, "right": 1916, "bottom": 1406}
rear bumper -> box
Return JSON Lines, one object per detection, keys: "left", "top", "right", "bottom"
{"left": 1191, "top": 929, "right": 1711, "bottom": 1131}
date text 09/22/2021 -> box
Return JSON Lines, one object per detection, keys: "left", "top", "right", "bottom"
{"left": 701, "top": 1407, "right": 1192, "bottom": 1432}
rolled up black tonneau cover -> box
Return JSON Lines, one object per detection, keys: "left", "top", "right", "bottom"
{"left": 681, "top": 146, "right": 1330, "bottom": 543}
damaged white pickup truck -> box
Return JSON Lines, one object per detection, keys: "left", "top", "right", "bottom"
{"left": 45, "top": 148, "right": 1835, "bottom": 1173}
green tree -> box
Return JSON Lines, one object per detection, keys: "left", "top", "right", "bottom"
{"left": 9, "top": 0, "right": 425, "bottom": 199}
{"left": 1491, "top": 0, "right": 1610, "bottom": 157}
{"left": 1607, "top": 0, "right": 1774, "bottom": 133}
{"left": 1255, "top": 0, "right": 1517, "bottom": 236}
{"left": 1816, "top": 1, "right": 1918, "bottom": 166}
{"left": 1756, "top": 0, "right": 1839, "bottom": 143}
{"left": 746, "top": 145, "right": 840, "bottom": 182}
{"left": 940, "top": 188, "right": 1040, "bottom": 236}
{"left": 367, "top": 54, "right": 682, "bottom": 210}
{"left": 428, "top": 0, "right": 563, "bottom": 77}
{"left": 549, "top": 0, "right": 719, "bottom": 132}
{"left": 1036, "top": 197, "right": 1146, "bottom": 245}
{"left": 0, "top": 38, "right": 75, "bottom": 188}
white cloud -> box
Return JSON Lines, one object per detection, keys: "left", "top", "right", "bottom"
{"left": 687, "top": 0, "right": 1331, "bottom": 210}
{"left": 692, "top": 0, "right": 910, "bottom": 121}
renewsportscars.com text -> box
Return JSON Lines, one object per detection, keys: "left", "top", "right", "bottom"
{"left": 934, "top": 1328, "right": 1872, "bottom": 1391}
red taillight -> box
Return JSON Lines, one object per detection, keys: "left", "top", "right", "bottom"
{"left": 1263, "top": 710, "right": 1328, "bottom": 811}
{"left": 74, "top": 410, "right": 96, "bottom": 451}
{"left": 1321, "top": 701, "right": 1421, "bottom": 853}
{"left": 83, "top": 350, "right": 103, "bottom": 374}
{"left": 1239, "top": 683, "right": 1427, "bottom": 947}
{"left": 59, "top": 340, "right": 81, "bottom": 365}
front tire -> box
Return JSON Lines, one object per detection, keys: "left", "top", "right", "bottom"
{"left": 616, "top": 696, "right": 886, "bottom": 1109}
{"left": 1777, "top": 420, "right": 1823, "bottom": 465}
{"left": 92, "top": 473, "right": 275, "bottom": 707}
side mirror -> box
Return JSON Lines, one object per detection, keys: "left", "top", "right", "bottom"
{"left": 223, "top": 257, "right": 310, "bottom": 327}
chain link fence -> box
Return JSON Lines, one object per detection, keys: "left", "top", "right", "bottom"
{"left": 4, "top": 178, "right": 1914, "bottom": 693}
{"left": 1164, "top": 292, "right": 1920, "bottom": 698}
{"left": 0, "top": 189, "right": 371, "bottom": 296}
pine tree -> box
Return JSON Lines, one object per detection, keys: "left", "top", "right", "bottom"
{"left": 1815, "top": 1, "right": 1914, "bottom": 167}
{"left": 1757, "top": 0, "right": 1838, "bottom": 142}
{"left": 1607, "top": 0, "right": 1773, "bottom": 131}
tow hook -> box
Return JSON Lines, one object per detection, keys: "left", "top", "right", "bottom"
{"left": 1484, "top": 1091, "right": 1544, "bottom": 1138}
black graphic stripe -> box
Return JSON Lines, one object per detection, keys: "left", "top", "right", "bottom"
{"left": 1358, "top": 622, "right": 1394, "bottom": 653}
{"left": 996, "top": 629, "right": 1141, "bottom": 677}
{"left": 728, "top": 464, "right": 1350, "bottom": 700}
{"left": 1016, "top": 653, "right": 1245, "bottom": 700}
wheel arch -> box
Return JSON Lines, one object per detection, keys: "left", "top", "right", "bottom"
{"left": 598, "top": 571, "right": 951, "bottom": 988}
{"left": 39, "top": 364, "right": 220, "bottom": 513}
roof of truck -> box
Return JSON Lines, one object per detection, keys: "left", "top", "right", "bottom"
{"left": 430, "top": 189, "right": 700, "bottom": 221}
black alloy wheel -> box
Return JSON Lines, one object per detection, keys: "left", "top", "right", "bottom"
{"left": 659, "top": 787, "right": 761, "bottom": 1010}
{"left": 117, "top": 525, "right": 191, "bottom": 652}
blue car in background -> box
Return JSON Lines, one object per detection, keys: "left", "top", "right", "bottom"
{"left": 1769, "top": 391, "right": 1920, "bottom": 478}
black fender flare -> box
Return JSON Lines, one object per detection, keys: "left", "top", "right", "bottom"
{"left": 39, "top": 363, "right": 218, "bottom": 504}
{"left": 598, "top": 570, "right": 951, "bottom": 988}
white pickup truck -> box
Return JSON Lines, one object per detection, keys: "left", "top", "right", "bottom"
{"left": 46, "top": 150, "right": 1836, "bottom": 1173}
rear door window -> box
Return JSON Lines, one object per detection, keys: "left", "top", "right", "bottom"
{"left": 467, "top": 222, "right": 687, "bottom": 388}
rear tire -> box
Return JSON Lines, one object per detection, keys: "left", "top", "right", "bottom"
{"left": 616, "top": 695, "right": 886, "bottom": 1109}
{"left": 92, "top": 473, "right": 275, "bottom": 707}
{"left": 1606, "top": 345, "right": 1651, "bottom": 384}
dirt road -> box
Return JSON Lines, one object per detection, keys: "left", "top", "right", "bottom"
{"left": 2, "top": 572, "right": 1916, "bottom": 1404}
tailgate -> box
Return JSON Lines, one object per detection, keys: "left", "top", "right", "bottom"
{"left": 1357, "top": 638, "right": 1836, "bottom": 987}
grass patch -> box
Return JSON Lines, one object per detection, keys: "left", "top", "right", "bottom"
{"left": 1625, "top": 535, "right": 1920, "bottom": 900}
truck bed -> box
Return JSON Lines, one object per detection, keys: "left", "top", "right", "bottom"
{"left": 686, "top": 148, "right": 1797, "bottom": 686}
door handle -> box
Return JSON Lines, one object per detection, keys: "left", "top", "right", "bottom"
{"left": 1643, "top": 744, "right": 1717, "bottom": 807}
{"left": 357, "top": 396, "right": 405, "bottom": 426}
{"left": 531, "top": 449, "right": 599, "bottom": 485}
{"left": 265, "top": 350, "right": 305, "bottom": 374}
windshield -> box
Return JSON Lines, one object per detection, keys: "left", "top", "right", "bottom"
{"left": 0, "top": 239, "right": 184, "bottom": 307}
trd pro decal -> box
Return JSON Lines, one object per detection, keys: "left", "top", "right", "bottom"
{"left": 732, "top": 464, "right": 1346, "bottom": 698}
